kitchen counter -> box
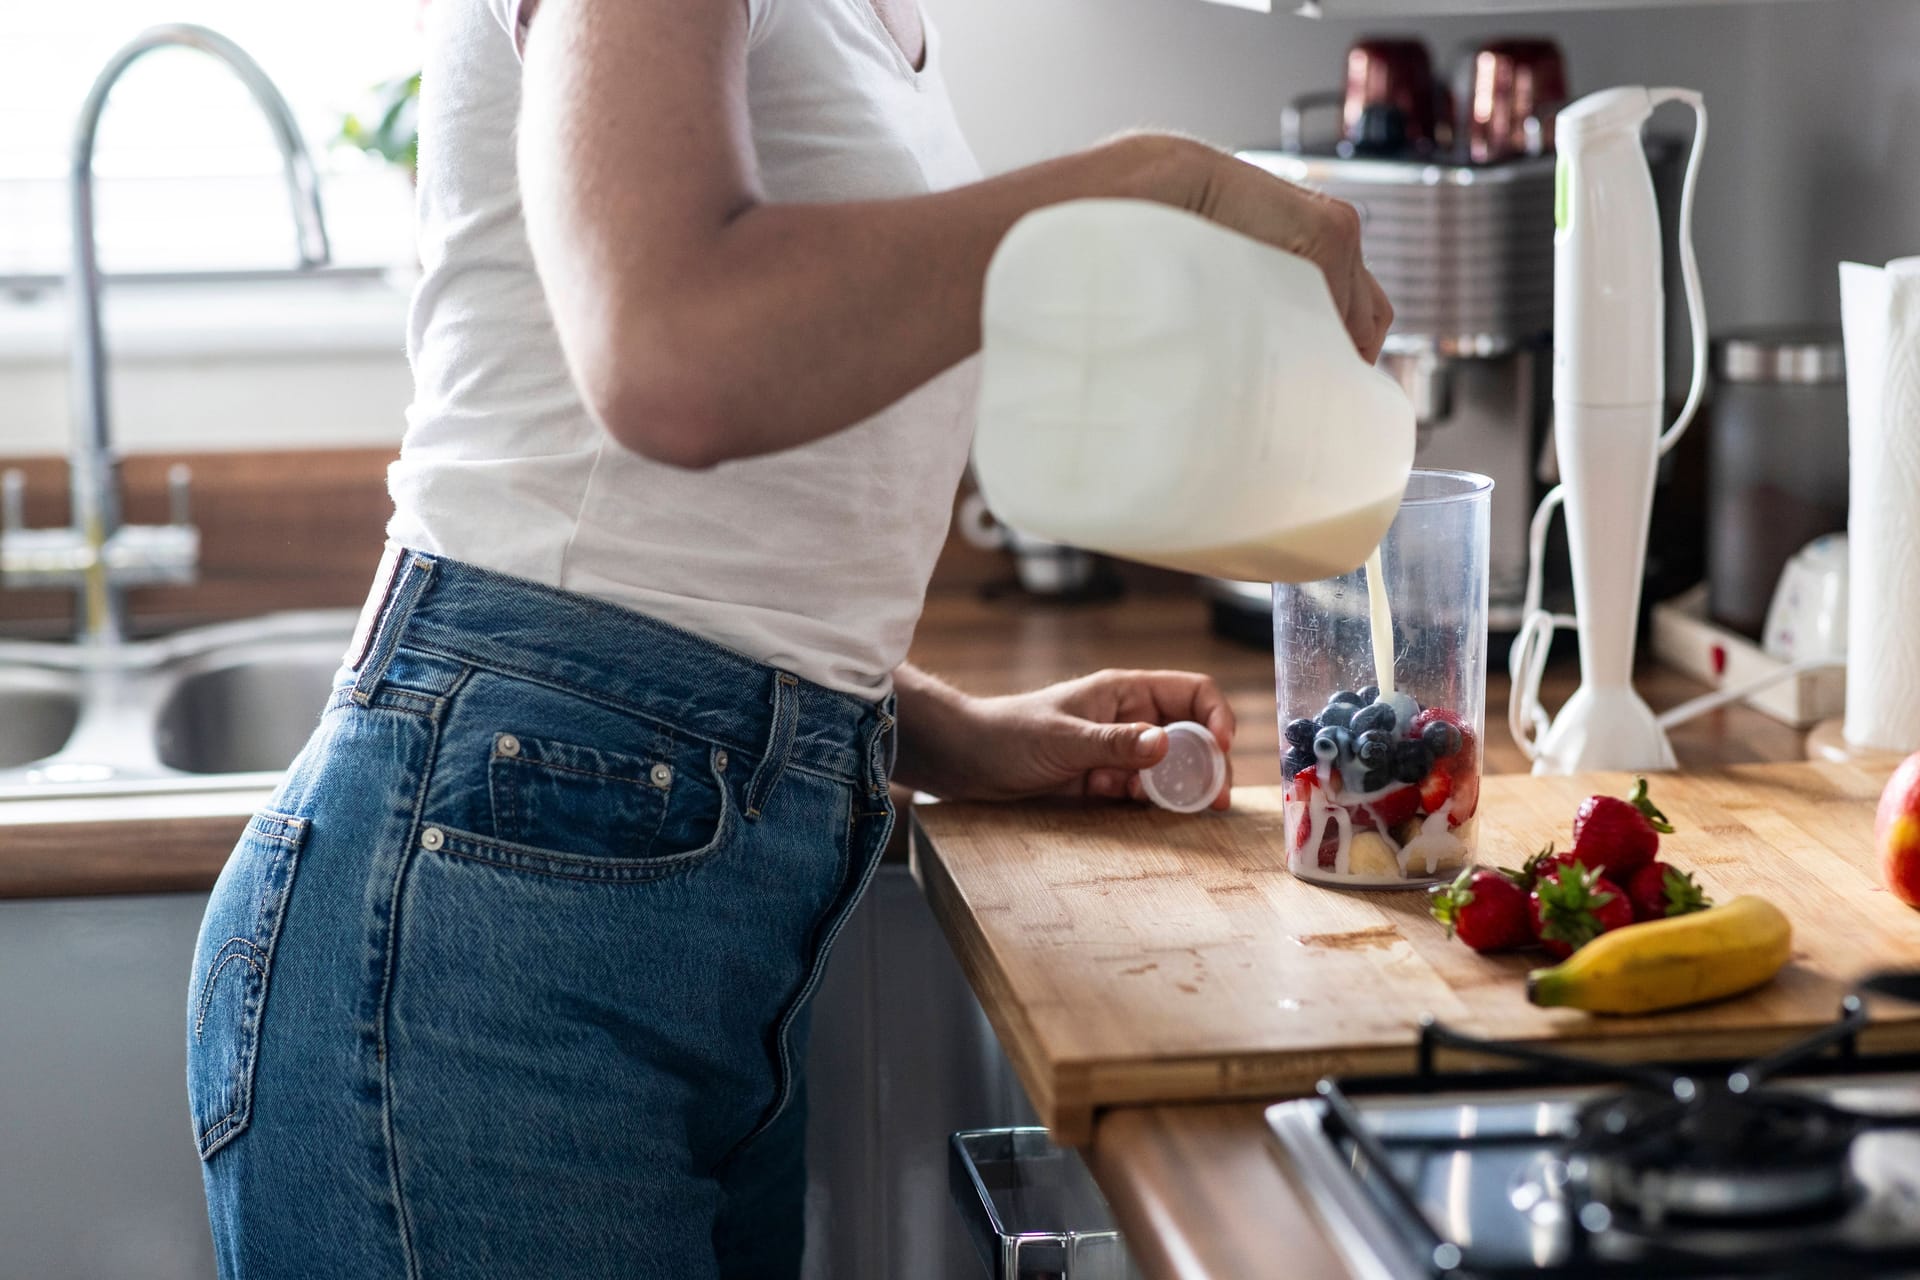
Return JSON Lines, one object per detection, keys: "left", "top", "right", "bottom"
{"left": 901, "top": 591, "right": 1892, "bottom": 1280}
{"left": 0, "top": 585, "right": 1856, "bottom": 1280}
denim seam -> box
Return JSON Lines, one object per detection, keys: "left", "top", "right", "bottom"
{"left": 371, "top": 668, "right": 465, "bottom": 1280}
{"left": 398, "top": 637, "right": 865, "bottom": 785}
{"left": 329, "top": 686, "right": 442, "bottom": 718}
{"left": 491, "top": 753, "right": 661, "bottom": 789}
{"left": 192, "top": 942, "right": 265, "bottom": 1041}
{"left": 725, "top": 791, "right": 893, "bottom": 1165}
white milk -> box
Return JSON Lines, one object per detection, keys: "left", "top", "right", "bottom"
{"left": 973, "top": 199, "right": 1415, "bottom": 587}
{"left": 1365, "top": 547, "right": 1396, "bottom": 697}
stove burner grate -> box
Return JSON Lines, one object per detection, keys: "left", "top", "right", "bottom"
{"left": 1570, "top": 1085, "right": 1862, "bottom": 1223}
{"left": 1307, "top": 997, "right": 1920, "bottom": 1276}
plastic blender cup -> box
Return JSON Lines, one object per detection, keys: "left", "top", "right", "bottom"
{"left": 1272, "top": 470, "right": 1492, "bottom": 889}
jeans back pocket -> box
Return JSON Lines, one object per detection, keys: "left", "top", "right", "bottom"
{"left": 186, "top": 809, "right": 310, "bottom": 1160}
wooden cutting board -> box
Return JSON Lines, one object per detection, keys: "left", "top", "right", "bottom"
{"left": 911, "top": 761, "right": 1920, "bottom": 1145}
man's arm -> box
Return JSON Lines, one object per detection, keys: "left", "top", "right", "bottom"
{"left": 517, "top": 0, "right": 1390, "bottom": 470}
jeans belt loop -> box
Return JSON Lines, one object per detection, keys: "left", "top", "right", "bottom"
{"left": 867, "top": 695, "right": 897, "bottom": 799}
{"left": 744, "top": 670, "right": 801, "bottom": 820}
{"left": 350, "top": 552, "right": 437, "bottom": 707}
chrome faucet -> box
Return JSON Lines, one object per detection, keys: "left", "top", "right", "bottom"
{"left": 1, "top": 24, "right": 330, "bottom": 645}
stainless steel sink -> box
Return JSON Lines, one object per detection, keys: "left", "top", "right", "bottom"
{"left": 0, "top": 670, "right": 83, "bottom": 770}
{"left": 0, "top": 610, "right": 355, "bottom": 797}
{"left": 154, "top": 653, "right": 338, "bottom": 774}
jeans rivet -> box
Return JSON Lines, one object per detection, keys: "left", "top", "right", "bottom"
{"left": 495, "top": 733, "right": 520, "bottom": 758}
{"left": 420, "top": 826, "right": 445, "bottom": 852}
{"left": 649, "top": 761, "right": 673, "bottom": 788}
{"left": 715, "top": 749, "right": 729, "bottom": 772}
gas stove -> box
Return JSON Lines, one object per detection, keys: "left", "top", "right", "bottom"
{"left": 1266, "top": 1001, "right": 1920, "bottom": 1278}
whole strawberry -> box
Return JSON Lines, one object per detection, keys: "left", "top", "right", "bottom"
{"left": 1569, "top": 777, "right": 1673, "bottom": 880}
{"left": 1430, "top": 867, "right": 1531, "bottom": 952}
{"left": 1529, "top": 864, "right": 1634, "bottom": 959}
{"left": 1625, "top": 860, "right": 1712, "bottom": 922}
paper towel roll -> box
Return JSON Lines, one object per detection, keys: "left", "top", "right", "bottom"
{"left": 1840, "top": 258, "right": 1920, "bottom": 753}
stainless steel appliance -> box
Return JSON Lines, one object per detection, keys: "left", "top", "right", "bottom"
{"left": 1207, "top": 37, "right": 1700, "bottom": 646}
{"left": 1706, "top": 328, "right": 1849, "bottom": 639}
{"left": 1266, "top": 1004, "right": 1920, "bottom": 1278}
{"left": 1216, "top": 141, "right": 1557, "bottom": 634}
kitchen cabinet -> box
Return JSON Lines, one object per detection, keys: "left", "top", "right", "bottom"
{"left": 0, "top": 873, "right": 1027, "bottom": 1280}
{"left": 804, "top": 865, "right": 1037, "bottom": 1280}
{"left": 0, "top": 893, "right": 218, "bottom": 1280}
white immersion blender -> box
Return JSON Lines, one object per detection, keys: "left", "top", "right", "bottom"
{"left": 1509, "top": 87, "right": 1709, "bottom": 775}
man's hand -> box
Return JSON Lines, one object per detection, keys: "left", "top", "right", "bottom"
{"left": 893, "top": 666, "right": 1236, "bottom": 808}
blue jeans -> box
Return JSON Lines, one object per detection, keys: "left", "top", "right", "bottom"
{"left": 186, "top": 549, "right": 897, "bottom": 1279}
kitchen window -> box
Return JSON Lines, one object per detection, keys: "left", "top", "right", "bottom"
{"left": 1, "top": 0, "right": 422, "bottom": 280}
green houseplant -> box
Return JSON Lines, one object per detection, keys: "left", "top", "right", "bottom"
{"left": 338, "top": 72, "right": 421, "bottom": 179}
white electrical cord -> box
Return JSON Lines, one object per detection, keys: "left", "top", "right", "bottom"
{"left": 1654, "top": 656, "right": 1843, "bottom": 731}
{"left": 1509, "top": 92, "right": 1710, "bottom": 762}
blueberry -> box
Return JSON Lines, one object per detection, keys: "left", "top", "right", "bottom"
{"left": 1350, "top": 702, "right": 1396, "bottom": 735}
{"left": 1392, "top": 738, "right": 1432, "bottom": 784}
{"left": 1355, "top": 730, "right": 1393, "bottom": 768}
{"left": 1361, "top": 768, "right": 1391, "bottom": 794}
{"left": 1313, "top": 726, "right": 1352, "bottom": 763}
{"left": 1284, "top": 717, "right": 1319, "bottom": 749}
{"left": 1319, "top": 701, "right": 1356, "bottom": 729}
{"left": 1421, "top": 719, "right": 1462, "bottom": 758}
{"left": 1357, "top": 685, "right": 1380, "bottom": 704}
{"left": 1328, "top": 689, "right": 1364, "bottom": 707}
{"left": 1282, "top": 745, "right": 1317, "bottom": 779}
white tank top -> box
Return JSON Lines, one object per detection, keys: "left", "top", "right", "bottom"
{"left": 388, "top": 0, "right": 982, "bottom": 698}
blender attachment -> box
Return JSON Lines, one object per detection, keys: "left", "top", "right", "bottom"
{"left": 1275, "top": 470, "right": 1492, "bottom": 889}
{"left": 1509, "top": 86, "right": 1709, "bottom": 775}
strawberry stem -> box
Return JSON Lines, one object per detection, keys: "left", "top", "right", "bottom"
{"left": 1630, "top": 776, "right": 1675, "bottom": 833}
{"left": 1512, "top": 843, "right": 1559, "bottom": 891}
{"left": 1533, "top": 864, "right": 1618, "bottom": 951}
{"left": 1428, "top": 867, "right": 1476, "bottom": 939}
{"left": 1663, "top": 865, "right": 1711, "bottom": 916}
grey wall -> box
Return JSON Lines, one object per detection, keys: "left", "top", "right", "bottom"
{"left": 926, "top": 0, "right": 1920, "bottom": 328}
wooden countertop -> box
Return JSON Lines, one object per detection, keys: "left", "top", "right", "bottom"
{"left": 900, "top": 591, "right": 1856, "bottom": 1280}
{"left": 914, "top": 762, "right": 1918, "bottom": 1145}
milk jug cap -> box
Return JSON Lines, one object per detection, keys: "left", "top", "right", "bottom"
{"left": 1140, "top": 721, "right": 1228, "bottom": 814}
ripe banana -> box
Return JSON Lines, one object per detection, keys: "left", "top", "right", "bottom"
{"left": 1527, "top": 895, "right": 1792, "bottom": 1015}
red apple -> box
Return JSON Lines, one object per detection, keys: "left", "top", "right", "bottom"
{"left": 1876, "top": 750, "right": 1920, "bottom": 908}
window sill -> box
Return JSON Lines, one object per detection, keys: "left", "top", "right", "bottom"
{"left": 0, "top": 269, "right": 413, "bottom": 365}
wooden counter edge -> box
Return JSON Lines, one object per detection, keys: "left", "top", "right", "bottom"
{"left": 910, "top": 807, "right": 1098, "bottom": 1141}
{"left": 0, "top": 788, "right": 267, "bottom": 897}
{"left": 1090, "top": 1103, "right": 1353, "bottom": 1280}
